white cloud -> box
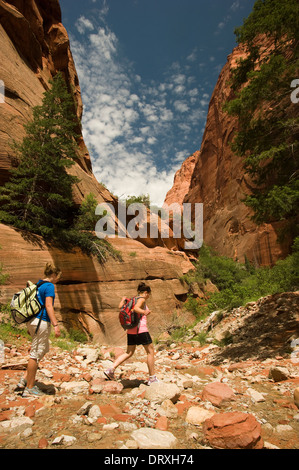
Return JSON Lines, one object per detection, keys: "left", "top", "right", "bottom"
{"left": 75, "top": 16, "right": 94, "bottom": 35}
{"left": 230, "top": 1, "right": 240, "bottom": 12}
{"left": 174, "top": 85, "right": 185, "bottom": 94}
{"left": 69, "top": 17, "right": 208, "bottom": 206}
{"left": 173, "top": 100, "right": 189, "bottom": 113}
{"left": 187, "top": 49, "right": 197, "bottom": 62}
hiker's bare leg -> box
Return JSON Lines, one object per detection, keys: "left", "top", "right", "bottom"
{"left": 112, "top": 345, "right": 136, "bottom": 370}
{"left": 26, "top": 358, "right": 38, "bottom": 389}
{"left": 143, "top": 343, "right": 155, "bottom": 376}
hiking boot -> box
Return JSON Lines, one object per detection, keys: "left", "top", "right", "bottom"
{"left": 16, "top": 377, "right": 27, "bottom": 389}
{"left": 22, "top": 386, "right": 44, "bottom": 397}
{"left": 147, "top": 375, "right": 159, "bottom": 386}
{"left": 104, "top": 368, "right": 115, "bottom": 380}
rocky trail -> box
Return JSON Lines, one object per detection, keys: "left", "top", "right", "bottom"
{"left": 1, "top": 292, "right": 299, "bottom": 451}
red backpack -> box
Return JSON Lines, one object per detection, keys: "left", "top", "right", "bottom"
{"left": 119, "top": 296, "right": 141, "bottom": 331}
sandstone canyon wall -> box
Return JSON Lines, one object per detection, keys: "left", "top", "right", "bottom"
{"left": 0, "top": 0, "right": 114, "bottom": 205}
{"left": 164, "top": 152, "right": 198, "bottom": 209}
{"left": 167, "top": 45, "right": 292, "bottom": 266}
{"left": 0, "top": 0, "right": 195, "bottom": 344}
{"left": 0, "top": 224, "right": 194, "bottom": 345}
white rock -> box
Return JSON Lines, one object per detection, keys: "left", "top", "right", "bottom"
{"left": 276, "top": 424, "right": 293, "bottom": 433}
{"left": 76, "top": 347, "right": 100, "bottom": 363}
{"left": 103, "top": 423, "right": 119, "bottom": 430}
{"left": 156, "top": 399, "right": 178, "bottom": 418}
{"left": 185, "top": 406, "right": 215, "bottom": 425}
{"left": 264, "top": 441, "right": 280, "bottom": 449}
{"left": 60, "top": 381, "right": 89, "bottom": 394}
{"left": 119, "top": 422, "right": 138, "bottom": 432}
{"left": 246, "top": 388, "right": 266, "bottom": 403}
{"left": 52, "top": 434, "right": 77, "bottom": 446}
{"left": 88, "top": 405, "right": 102, "bottom": 420}
{"left": 131, "top": 428, "right": 177, "bottom": 449}
{"left": 77, "top": 401, "right": 93, "bottom": 416}
{"left": 144, "top": 382, "right": 181, "bottom": 404}
{"left": 87, "top": 432, "right": 103, "bottom": 443}
{"left": 133, "top": 362, "right": 149, "bottom": 372}
{"left": 40, "top": 368, "right": 53, "bottom": 378}
{"left": 124, "top": 439, "right": 139, "bottom": 449}
{"left": 20, "top": 427, "right": 33, "bottom": 439}
{"left": 0, "top": 417, "right": 33, "bottom": 433}
{"left": 171, "top": 353, "right": 180, "bottom": 361}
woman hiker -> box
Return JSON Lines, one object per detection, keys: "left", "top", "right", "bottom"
{"left": 18, "top": 263, "right": 62, "bottom": 397}
{"left": 104, "top": 282, "right": 159, "bottom": 386}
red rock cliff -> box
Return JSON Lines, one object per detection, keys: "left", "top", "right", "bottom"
{"left": 167, "top": 45, "right": 292, "bottom": 266}
{"left": 164, "top": 152, "right": 198, "bottom": 210}
{"left": 0, "top": 0, "right": 114, "bottom": 205}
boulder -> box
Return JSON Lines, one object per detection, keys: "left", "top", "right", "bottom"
{"left": 131, "top": 428, "right": 177, "bottom": 449}
{"left": 185, "top": 406, "right": 215, "bottom": 425}
{"left": 60, "top": 381, "right": 90, "bottom": 394}
{"left": 201, "top": 382, "right": 236, "bottom": 407}
{"left": 203, "top": 412, "right": 264, "bottom": 449}
{"left": 144, "top": 382, "right": 181, "bottom": 404}
{"left": 269, "top": 366, "right": 289, "bottom": 382}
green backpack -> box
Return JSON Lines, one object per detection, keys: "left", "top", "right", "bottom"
{"left": 10, "top": 280, "right": 47, "bottom": 333}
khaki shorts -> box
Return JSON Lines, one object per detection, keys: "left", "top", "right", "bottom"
{"left": 27, "top": 317, "right": 51, "bottom": 362}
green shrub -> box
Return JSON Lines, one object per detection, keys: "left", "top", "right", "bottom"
{"left": 184, "top": 238, "right": 299, "bottom": 316}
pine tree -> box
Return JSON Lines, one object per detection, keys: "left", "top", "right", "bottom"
{"left": 0, "top": 72, "right": 79, "bottom": 238}
{"left": 224, "top": 0, "right": 299, "bottom": 238}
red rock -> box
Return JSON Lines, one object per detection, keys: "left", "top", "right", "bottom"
{"left": 60, "top": 374, "right": 71, "bottom": 383}
{"left": 82, "top": 373, "right": 92, "bottom": 382}
{"left": 155, "top": 416, "right": 168, "bottom": 431}
{"left": 25, "top": 404, "right": 35, "bottom": 418}
{"left": 227, "top": 362, "right": 252, "bottom": 372}
{"left": 175, "top": 401, "right": 193, "bottom": 415}
{"left": 96, "top": 417, "right": 107, "bottom": 424}
{"left": 203, "top": 412, "right": 264, "bottom": 449}
{"left": 196, "top": 366, "right": 217, "bottom": 377}
{"left": 102, "top": 381, "right": 124, "bottom": 394}
{"left": 164, "top": 153, "right": 197, "bottom": 209}
{"left": 38, "top": 438, "right": 48, "bottom": 449}
{"left": 113, "top": 414, "right": 132, "bottom": 422}
{"left": 0, "top": 410, "right": 13, "bottom": 422}
{"left": 202, "top": 382, "right": 236, "bottom": 407}
{"left": 99, "top": 404, "right": 122, "bottom": 417}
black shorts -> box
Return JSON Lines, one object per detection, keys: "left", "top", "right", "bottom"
{"left": 127, "top": 332, "right": 152, "bottom": 346}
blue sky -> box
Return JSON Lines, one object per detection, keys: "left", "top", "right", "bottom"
{"left": 60, "top": 0, "right": 256, "bottom": 206}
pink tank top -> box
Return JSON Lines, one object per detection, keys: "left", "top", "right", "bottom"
{"left": 127, "top": 304, "right": 149, "bottom": 334}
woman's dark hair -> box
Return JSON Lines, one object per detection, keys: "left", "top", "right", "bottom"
{"left": 137, "top": 282, "right": 151, "bottom": 293}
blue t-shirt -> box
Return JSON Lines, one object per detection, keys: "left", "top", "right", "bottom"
{"left": 36, "top": 281, "right": 55, "bottom": 322}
